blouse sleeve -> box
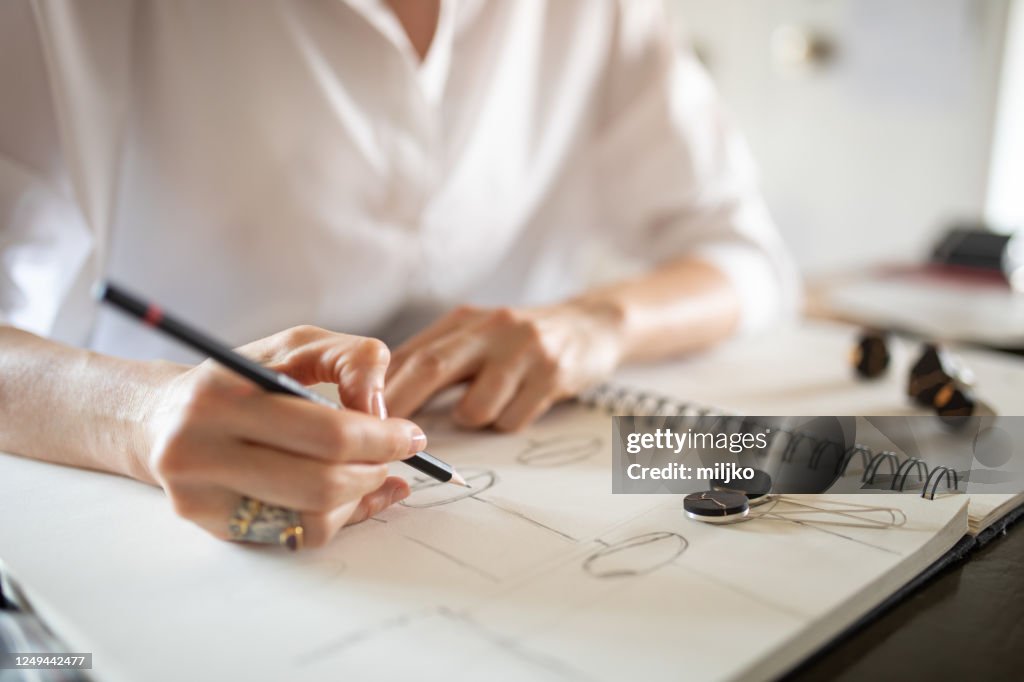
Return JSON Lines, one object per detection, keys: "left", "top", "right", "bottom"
{"left": 592, "top": 0, "right": 801, "bottom": 333}
{"left": 0, "top": 0, "right": 136, "bottom": 345}
{"left": 0, "top": 1, "right": 95, "bottom": 341}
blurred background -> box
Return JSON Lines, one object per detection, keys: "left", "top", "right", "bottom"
{"left": 664, "top": 0, "right": 1024, "bottom": 346}
{"left": 668, "top": 0, "right": 1020, "bottom": 272}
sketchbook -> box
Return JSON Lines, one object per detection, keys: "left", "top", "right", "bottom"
{"left": 586, "top": 384, "right": 1024, "bottom": 539}
{"left": 0, "top": 385, "right": 1001, "bottom": 682}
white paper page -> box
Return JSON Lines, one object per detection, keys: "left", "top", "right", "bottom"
{"left": 0, "top": 398, "right": 967, "bottom": 682}
{"left": 964, "top": 492, "right": 1024, "bottom": 534}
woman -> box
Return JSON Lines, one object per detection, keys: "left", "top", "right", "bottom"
{"left": 0, "top": 0, "right": 797, "bottom": 547}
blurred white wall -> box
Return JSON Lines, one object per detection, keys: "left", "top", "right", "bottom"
{"left": 666, "top": 0, "right": 1010, "bottom": 274}
{"left": 988, "top": 0, "right": 1024, "bottom": 230}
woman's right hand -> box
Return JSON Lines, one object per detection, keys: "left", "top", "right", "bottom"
{"left": 136, "top": 326, "right": 424, "bottom": 548}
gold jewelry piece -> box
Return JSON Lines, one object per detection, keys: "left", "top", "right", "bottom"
{"left": 228, "top": 497, "right": 304, "bottom": 551}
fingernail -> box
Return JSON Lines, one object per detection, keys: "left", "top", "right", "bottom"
{"left": 409, "top": 428, "right": 427, "bottom": 454}
{"left": 391, "top": 487, "right": 410, "bottom": 504}
{"left": 372, "top": 389, "right": 388, "bottom": 420}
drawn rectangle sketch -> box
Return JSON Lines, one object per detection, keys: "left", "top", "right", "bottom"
{"left": 0, "top": 402, "right": 969, "bottom": 682}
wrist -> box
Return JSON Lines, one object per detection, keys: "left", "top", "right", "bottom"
{"left": 90, "top": 354, "right": 184, "bottom": 485}
{"left": 562, "top": 293, "right": 630, "bottom": 367}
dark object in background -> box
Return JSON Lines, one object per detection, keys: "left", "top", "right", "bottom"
{"left": 934, "top": 380, "right": 977, "bottom": 427}
{"left": 853, "top": 329, "right": 891, "bottom": 379}
{"left": 908, "top": 344, "right": 962, "bottom": 407}
{"left": 930, "top": 225, "right": 1023, "bottom": 287}
{"left": 907, "top": 344, "right": 980, "bottom": 425}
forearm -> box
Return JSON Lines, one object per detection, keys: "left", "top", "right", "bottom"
{"left": 0, "top": 325, "right": 178, "bottom": 481}
{"left": 573, "top": 256, "right": 740, "bottom": 363}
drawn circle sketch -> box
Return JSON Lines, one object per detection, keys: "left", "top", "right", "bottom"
{"left": 399, "top": 469, "right": 498, "bottom": 508}
{"left": 583, "top": 532, "right": 689, "bottom": 579}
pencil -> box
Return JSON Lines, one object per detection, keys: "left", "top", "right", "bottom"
{"left": 94, "top": 281, "right": 469, "bottom": 488}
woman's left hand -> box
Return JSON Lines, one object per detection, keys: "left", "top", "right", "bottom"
{"left": 383, "top": 301, "right": 625, "bottom": 431}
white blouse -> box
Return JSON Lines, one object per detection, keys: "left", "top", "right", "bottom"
{"left": 0, "top": 0, "right": 798, "bottom": 363}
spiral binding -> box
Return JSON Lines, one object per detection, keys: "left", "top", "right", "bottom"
{"left": 581, "top": 384, "right": 961, "bottom": 499}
